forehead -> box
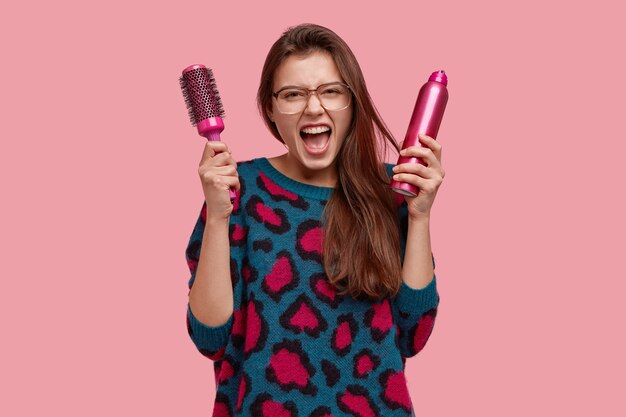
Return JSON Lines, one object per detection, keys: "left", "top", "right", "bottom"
{"left": 273, "top": 51, "right": 343, "bottom": 89}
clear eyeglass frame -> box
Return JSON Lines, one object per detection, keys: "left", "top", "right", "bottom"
{"left": 271, "top": 82, "right": 353, "bottom": 115}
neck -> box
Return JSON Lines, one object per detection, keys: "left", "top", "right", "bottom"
{"left": 270, "top": 153, "right": 337, "bottom": 188}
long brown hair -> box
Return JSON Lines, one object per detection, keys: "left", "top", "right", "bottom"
{"left": 257, "top": 23, "right": 403, "bottom": 301}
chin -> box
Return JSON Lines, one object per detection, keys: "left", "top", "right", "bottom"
{"left": 297, "top": 148, "right": 338, "bottom": 171}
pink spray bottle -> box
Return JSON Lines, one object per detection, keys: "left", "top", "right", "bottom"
{"left": 391, "top": 70, "right": 449, "bottom": 197}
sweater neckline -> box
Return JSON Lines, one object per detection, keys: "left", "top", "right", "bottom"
{"left": 256, "top": 157, "right": 335, "bottom": 200}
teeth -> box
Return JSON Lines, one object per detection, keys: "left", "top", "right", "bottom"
{"left": 301, "top": 126, "right": 330, "bottom": 134}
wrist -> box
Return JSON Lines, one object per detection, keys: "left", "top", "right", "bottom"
{"left": 204, "top": 215, "right": 230, "bottom": 227}
{"left": 408, "top": 212, "right": 431, "bottom": 224}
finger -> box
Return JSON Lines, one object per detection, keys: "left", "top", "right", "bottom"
{"left": 212, "top": 164, "right": 238, "bottom": 176}
{"left": 400, "top": 146, "right": 437, "bottom": 167}
{"left": 201, "top": 172, "right": 239, "bottom": 192}
{"left": 206, "top": 150, "right": 235, "bottom": 167}
{"left": 417, "top": 133, "right": 434, "bottom": 142}
{"left": 200, "top": 141, "right": 229, "bottom": 161}
{"left": 393, "top": 163, "right": 436, "bottom": 179}
{"left": 418, "top": 134, "right": 442, "bottom": 161}
{"left": 392, "top": 172, "right": 429, "bottom": 189}
{"left": 392, "top": 173, "right": 439, "bottom": 193}
{"left": 209, "top": 140, "right": 230, "bottom": 153}
{"left": 225, "top": 153, "right": 237, "bottom": 168}
{"left": 218, "top": 175, "right": 241, "bottom": 191}
{"left": 394, "top": 159, "right": 443, "bottom": 177}
{"left": 221, "top": 152, "right": 238, "bottom": 168}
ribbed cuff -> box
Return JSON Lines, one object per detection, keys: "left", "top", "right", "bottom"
{"left": 187, "top": 304, "right": 234, "bottom": 352}
{"left": 394, "top": 275, "right": 439, "bottom": 318}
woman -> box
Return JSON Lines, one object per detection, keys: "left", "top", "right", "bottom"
{"left": 186, "top": 23, "right": 445, "bottom": 417}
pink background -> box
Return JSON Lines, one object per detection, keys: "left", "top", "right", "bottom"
{"left": 2, "top": 0, "right": 624, "bottom": 415}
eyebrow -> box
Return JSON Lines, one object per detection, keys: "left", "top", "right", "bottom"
{"left": 276, "top": 81, "right": 344, "bottom": 90}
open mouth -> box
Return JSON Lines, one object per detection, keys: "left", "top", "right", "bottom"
{"left": 300, "top": 125, "right": 332, "bottom": 152}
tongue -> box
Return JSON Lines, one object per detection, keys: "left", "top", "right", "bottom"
{"left": 302, "top": 131, "right": 330, "bottom": 149}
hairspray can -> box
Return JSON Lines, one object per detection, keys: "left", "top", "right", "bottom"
{"left": 391, "top": 70, "right": 448, "bottom": 197}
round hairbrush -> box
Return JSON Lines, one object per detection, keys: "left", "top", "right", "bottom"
{"left": 179, "top": 64, "right": 236, "bottom": 201}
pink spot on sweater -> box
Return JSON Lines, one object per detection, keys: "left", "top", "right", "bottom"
{"left": 232, "top": 224, "right": 246, "bottom": 241}
{"left": 269, "top": 348, "right": 312, "bottom": 387}
{"left": 212, "top": 400, "right": 229, "bottom": 417}
{"left": 260, "top": 172, "right": 298, "bottom": 201}
{"left": 356, "top": 355, "right": 374, "bottom": 375}
{"left": 315, "top": 279, "right": 335, "bottom": 301}
{"left": 187, "top": 259, "right": 197, "bottom": 274}
{"left": 261, "top": 400, "right": 292, "bottom": 417}
{"left": 218, "top": 359, "right": 234, "bottom": 383}
{"left": 413, "top": 313, "right": 436, "bottom": 353}
{"left": 236, "top": 374, "right": 247, "bottom": 411}
{"left": 335, "top": 321, "right": 352, "bottom": 349}
{"left": 339, "top": 392, "right": 376, "bottom": 417}
{"left": 232, "top": 308, "right": 245, "bottom": 337}
{"left": 265, "top": 257, "right": 293, "bottom": 292}
{"left": 290, "top": 302, "right": 318, "bottom": 331}
{"left": 383, "top": 371, "right": 412, "bottom": 411}
{"left": 371, "top": 300, "right": 393, "bottom": 332}
{"left": 256, "top": 203, "right": 281, "bottom": 226}
{"left": 245, "top": 302, "right": 262, "bottom": 354}
{"left": 300, "top": 226, "right": 321, "bottom": 253}
{"left": 242, "top": 263, "right": 251, "bottom": 282}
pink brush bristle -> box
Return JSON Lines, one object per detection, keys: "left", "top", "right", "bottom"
{"left": 179, "top": 65, "right": 225, "bottom": 126}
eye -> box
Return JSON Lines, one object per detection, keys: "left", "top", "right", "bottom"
{"left": 320, "top": 85, "right": 345, "bottom": 96}
{"left": 280, "top": 90, "right": 306, "bottom": 99}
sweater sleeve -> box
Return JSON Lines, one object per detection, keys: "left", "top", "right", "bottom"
{"left": 185, "top": 195, "right": 247, "bottom": 361}
{"left": 390, "top": 195, "right": 440, "bottom": 359}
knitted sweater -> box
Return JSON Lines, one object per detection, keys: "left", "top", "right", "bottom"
{"left": 185, "top": 157, "right": 439, "bottom": 417}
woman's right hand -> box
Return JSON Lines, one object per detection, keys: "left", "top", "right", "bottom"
{"left": 198, "top": 141, "right": 240, "bottom": 221}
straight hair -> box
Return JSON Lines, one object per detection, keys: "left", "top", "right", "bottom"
{"left": 257, "top": 23, "right": 403, "bottom": 300}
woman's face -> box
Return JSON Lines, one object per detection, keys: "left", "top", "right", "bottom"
{"left": 267, "top": 51, "right": 353, "bottom": 184}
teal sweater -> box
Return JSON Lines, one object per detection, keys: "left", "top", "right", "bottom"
{"left": 186, "top": 157, "right": 439, "bottom": 417}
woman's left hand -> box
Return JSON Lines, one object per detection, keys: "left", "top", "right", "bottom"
{"left": 392, "top": 134, "right": 445, "bottom": 219}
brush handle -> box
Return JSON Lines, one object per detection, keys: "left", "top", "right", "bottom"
{"left": 197, "top": 117, "right": 225, "bottom": 141}
{"left": 197, "top": 118, "right": 237, "bottom": 202}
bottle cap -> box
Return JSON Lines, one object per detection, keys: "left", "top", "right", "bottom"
{"left": 429, "top": 70, "right": 448, "bottom": 86}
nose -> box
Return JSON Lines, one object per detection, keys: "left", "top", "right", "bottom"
{"left": 303, "top": 91, "right": 325, "bottom": 115}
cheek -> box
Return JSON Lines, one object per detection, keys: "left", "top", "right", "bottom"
{"left": 335, "top": 113, "right": 353, "bottom": 140}
{"left": 274, "top": 118, "right": 297, "bottom": 141}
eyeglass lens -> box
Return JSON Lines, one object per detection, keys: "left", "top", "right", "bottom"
{"left": 276, "top": 83, "right": 350, "bottom": 114}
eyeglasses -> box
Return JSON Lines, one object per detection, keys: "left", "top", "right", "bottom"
{"left": 272, "top": 82, "right": 353, "bottom": 115}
